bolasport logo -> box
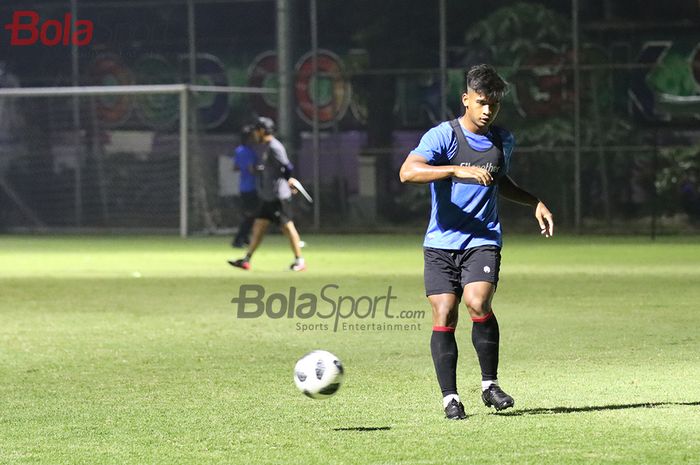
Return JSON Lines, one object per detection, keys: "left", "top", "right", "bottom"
{"left": 2, "top": 10, "right": 94, "bottom": 46}
{"left": 232, "top": 284, "right": 426, "bottom": 332}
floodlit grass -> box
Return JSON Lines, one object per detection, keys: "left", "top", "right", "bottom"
{"left": 0, "top": 234, "right": 699, "bottom": 464}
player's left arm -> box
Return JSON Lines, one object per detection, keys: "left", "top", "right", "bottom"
{"left": 233, "top": 151, "right": 241, "bottom": 172}
{"left": 498, "top": 176, "right": 554, "bottom": 237}
{"left": 269, "top": 142, "right": 298, "bottom": 190}
{"left": 496, "top": 128, "right": 553, "bottom": 237}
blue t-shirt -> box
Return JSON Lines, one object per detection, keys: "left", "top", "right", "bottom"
{"left": 411, "top": 121, "right": 515, "bottom": 250}
{"left": 233, "top": 144, "right": 257, "bottom": 193}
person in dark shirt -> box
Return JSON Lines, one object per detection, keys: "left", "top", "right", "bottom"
{"left": 228, "top": 117, "right": 306, "bottom": 271}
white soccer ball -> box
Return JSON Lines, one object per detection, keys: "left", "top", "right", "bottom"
{"left": 293, "top": 350, "right": 344, "bottom": 399}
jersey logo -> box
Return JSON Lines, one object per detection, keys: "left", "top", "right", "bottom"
{"left": 458, "top": 161, "right": 501, "bottom": 174}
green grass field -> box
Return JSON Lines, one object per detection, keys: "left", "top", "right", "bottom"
{"left": 1, "top": 234, "right": 699, "bottom": 464}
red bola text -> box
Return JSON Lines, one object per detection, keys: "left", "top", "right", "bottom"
{"left": 3, "top": 11, "right": 94, "bottom": 46}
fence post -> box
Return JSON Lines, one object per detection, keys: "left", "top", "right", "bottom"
{"left": 572, "top": 0, "right": 582, "bottom": 233}
{"left": 180, "top": 87, "right": 189, "bottom": 238}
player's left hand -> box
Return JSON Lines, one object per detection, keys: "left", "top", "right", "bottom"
{"left": 535, "top": 202, "right": 554, "bottom": 237}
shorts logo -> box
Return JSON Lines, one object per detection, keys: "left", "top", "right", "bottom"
{"left": 483, "top": 266, "right": 491, "bottom": 273}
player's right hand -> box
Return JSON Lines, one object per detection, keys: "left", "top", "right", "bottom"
{"left": 288, "top": 177, "right": 299, "bottom": 193}
{"left": 453, "top": 166, "right": 493, "bottom": 186}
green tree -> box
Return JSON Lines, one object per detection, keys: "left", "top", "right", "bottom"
{"left": 464, "top": 2, "right": 644, "bottom": 227}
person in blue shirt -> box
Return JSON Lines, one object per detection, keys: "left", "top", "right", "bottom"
{"left": 399, "top": 64, "right": 554, "bottom": 420}
{"left": 231, "top": 124, "right": 259, "bottom": 248}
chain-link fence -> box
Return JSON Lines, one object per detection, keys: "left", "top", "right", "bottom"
{"left": 1, "top": 0, "right": 698, "bottom": 235}
{"left": 0, "top": 84, "right": 275, "bottom": 236}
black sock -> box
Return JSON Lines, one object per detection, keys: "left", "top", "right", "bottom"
{"left": 471, "top": 312, "right": 499, "bottom": 382}
{"left": 430, "top": 327, "right": 458, "bottom": 397}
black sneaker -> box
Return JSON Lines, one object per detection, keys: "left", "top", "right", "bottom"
{"left": 481, "top": 384, "right": 514, "bottom": 411}
{"left": 228, "top": 258, "right": 250, "bottom": 270}
{"left": 444, "top": 399, "right": 467, "bottom": 420}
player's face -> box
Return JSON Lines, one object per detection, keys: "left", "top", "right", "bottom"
{"left": 462, "top": 90, "right": 501, "bottom": 133}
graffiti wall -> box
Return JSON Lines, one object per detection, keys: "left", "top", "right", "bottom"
{"left": 78, "top": 40, "right": 700, "bottom": 132}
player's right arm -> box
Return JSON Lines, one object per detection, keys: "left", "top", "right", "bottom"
{"left": 399, "top": 124, "right": 493, "bottom": 185}
{"left": 399, "top": 154, "right": 493, "bottom": 185}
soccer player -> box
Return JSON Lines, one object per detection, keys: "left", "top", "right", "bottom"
{"left": 228, "top": 117, "right": 307, "bottom": 271}
{"left": 231, "top": 124, "right": 258, "bottom": 248}
{"left": 399, "top": 64, "right": 554, "bottom": 420}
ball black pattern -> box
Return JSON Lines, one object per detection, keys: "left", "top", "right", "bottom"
{"left": 315, "top": 359, "right": 325, "bottom": 380}
{"left": 318, "top": 383, "right": 340, "bottom": 396}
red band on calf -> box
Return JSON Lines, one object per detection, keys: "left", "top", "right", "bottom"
{"left": 471, "top": 312, "right": 494, "bottom": 323}
{"left": 432, "top": 326, "right": 456, "bottom": 332}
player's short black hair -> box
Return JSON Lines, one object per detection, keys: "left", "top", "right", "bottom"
{"left": 254, "top": 116, "right": 275, "bottom": 134}
{"left": 240, "top": 124, "right": 254, "bottom": 143}
{"left": 464, "top": 64, "right": 508, "bottom": 101}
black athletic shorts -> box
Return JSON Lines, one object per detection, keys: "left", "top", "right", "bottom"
{"left": 256, "top": 199, "right": 293, "bottom": 224}
{"left": 423, "top": 245, "right": 501, "bottom": 297}
{"left": 239, "top": 191, "right": 259, "bottom": 216}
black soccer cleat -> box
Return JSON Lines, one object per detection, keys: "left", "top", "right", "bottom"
{"left": 444, "top": 399, "right": 467, "bottom": 420}
{"left": 482, "top": 384, "right": 515, "bottom": 411}
{"left": 228, "top": 258, "right": 251, "bottom": 270}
